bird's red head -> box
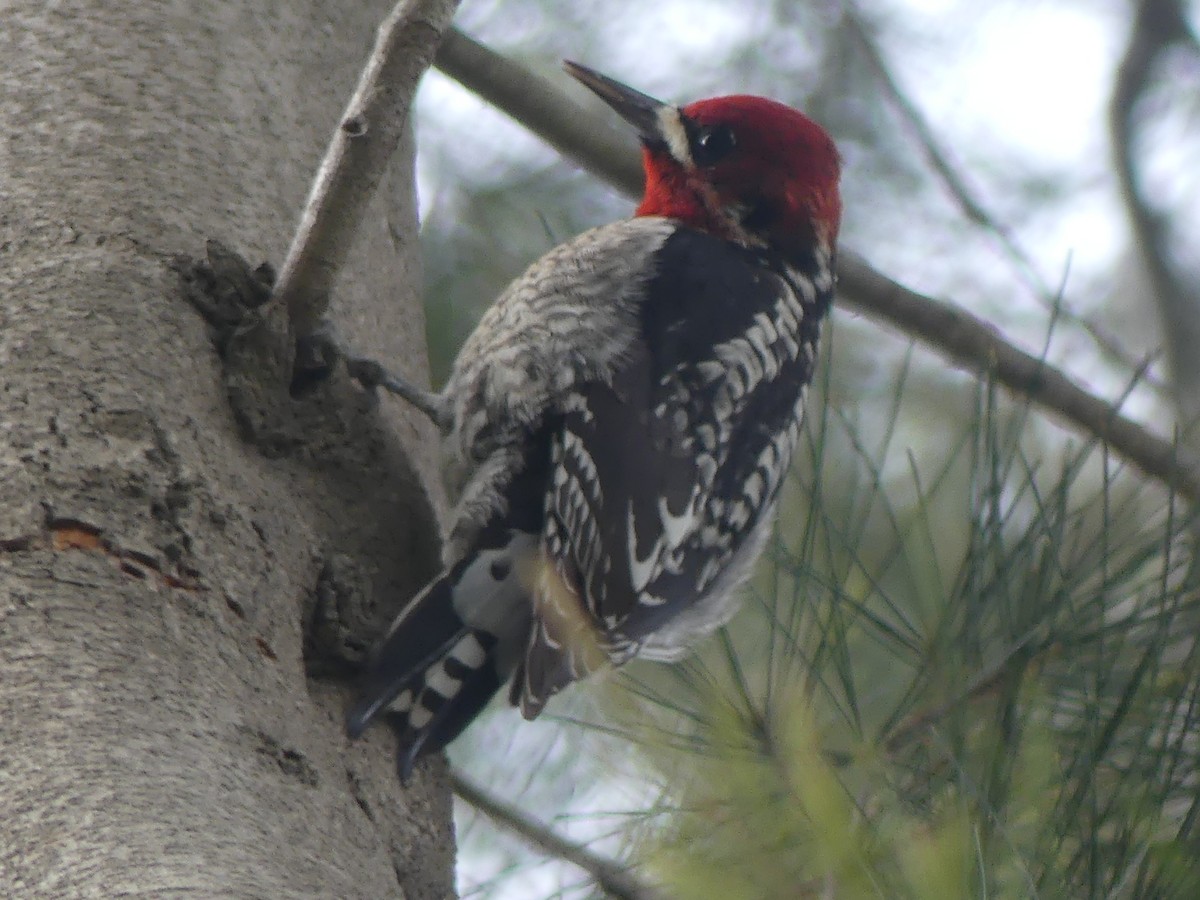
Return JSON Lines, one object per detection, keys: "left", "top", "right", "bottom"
{"left": 565, "top": 62, "right": 841, "bottom": 263}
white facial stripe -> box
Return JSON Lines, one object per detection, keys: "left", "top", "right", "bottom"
{"left": 656, "top": 106, "right": 692, "bottom": 167}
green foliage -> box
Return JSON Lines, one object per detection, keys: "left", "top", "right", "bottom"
{"left": 600, "top": 349, "right": 1200, "bottom": 899}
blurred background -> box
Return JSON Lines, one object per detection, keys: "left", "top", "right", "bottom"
{"left": 405, "top": 1, "right": 1200, "bottom": 896}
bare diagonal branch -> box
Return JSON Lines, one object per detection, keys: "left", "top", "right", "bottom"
{"left": 433, "top": 29, "right": 1200, "bottom": 502}
{"left": 451, "top": 771, "right": 665, "bottom": 900}
{"left": 434, "top": 28, "right": 644, "bottom": 193}
{"left": 835, "top": 255, "right": 1200, "bottom": 497}
{"left": 839, "top": 1, "right": 1164, "bottom": 389}
{"left": 272, "top": 0, "right": 461, "bottom": 339}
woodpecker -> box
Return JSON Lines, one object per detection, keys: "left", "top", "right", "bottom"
{"left": 347, "top": 62, "right": 841, "bottom": 780}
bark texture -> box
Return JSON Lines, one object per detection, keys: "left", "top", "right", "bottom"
{"left": 1, "top": 2, "right": 456, "bottom": 896}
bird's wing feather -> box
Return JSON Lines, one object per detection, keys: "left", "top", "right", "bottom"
{"left": 518, "top": 229, "right": 831, "bottom": 715}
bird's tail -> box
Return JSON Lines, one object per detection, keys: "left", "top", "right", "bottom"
{"left": 346, "top": 537, "right": 535, "bottom": 781}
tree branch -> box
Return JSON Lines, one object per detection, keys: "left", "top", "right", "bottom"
{"left": 451, "top": 771, "right": 665, "bottom": 900}
{"left": 433, "top": 29, "right": 1200, "bottom": 502}
{"left": 434, "top": 28, "right": 645, "bottom": 193}
{"left": 835, "top": 254, "right": 1200, "bottom": 497}
{"left": 271, "top": 0, "right": 460, "bottom": 340}
{"left": 1110, "top": 0, "right": 1200, "bottom": 423}
{"left": 839, "top": 1, "right": 1163, "bottom": 390}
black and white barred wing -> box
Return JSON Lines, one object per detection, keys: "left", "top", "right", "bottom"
{"left": 516, "top": 229, "right": 832, "bottom": 717}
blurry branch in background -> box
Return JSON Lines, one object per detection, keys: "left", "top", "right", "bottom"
{"left": 434, "top": 27, "right": 1200, "bottom": 502}
{"left": 839, "top": 1, "right": 1166, "bottom": 392}
{"left": 434, "top": 29, "right": 644, "bottom": 191}
{"left": 450, "top": 771, "right": 665, "bottom": 900}
{"left": 272, "top": 0, "right": 460, "bottom": 340}
{"left": 832, "top": 261, "right": 1200, "bottom": 493}
{"left": 1110, "top": 0, "right": 1200, "bottom": 425}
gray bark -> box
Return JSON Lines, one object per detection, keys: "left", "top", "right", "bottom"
{"left": 0, "top": 2, "right": 456, "bottom": 896}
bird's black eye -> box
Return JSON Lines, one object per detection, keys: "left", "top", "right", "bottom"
{"left": 692, "top": 124, "right": 737, "bottom": 166}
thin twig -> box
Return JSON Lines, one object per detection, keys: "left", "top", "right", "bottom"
{"left": 1110, "top": 0, "right": 1200, "bottom": 423}
{"left": 882, "top": 650, "right": 1025, "bottom": 755}
{"left": 840, "top": 1, "right": 1165, "bottom": 391}
{"left": 450, "top": 771, "right": 665, "bottom": 900}
{"left": 433, "top": 29, "right": 1200, "bottom": 502}
{"left": 272, "top": 0, "right": 460, "bottom": 339}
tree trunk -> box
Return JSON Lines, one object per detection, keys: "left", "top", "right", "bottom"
{"left": 1, "top": 2, "right": 456, "bottom": 896}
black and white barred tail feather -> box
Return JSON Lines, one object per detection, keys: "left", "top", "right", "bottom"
{"left": 346, "top": 531, "right": 536, "bottom": 781}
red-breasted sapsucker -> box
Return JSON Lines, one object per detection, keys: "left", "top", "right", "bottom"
{"left": 347, "top": 62, "right": 842, "bottom": 780}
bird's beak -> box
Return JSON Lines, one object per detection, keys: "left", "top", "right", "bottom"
{"left": 564, "top": 61, "right": 670, "bottom": 145}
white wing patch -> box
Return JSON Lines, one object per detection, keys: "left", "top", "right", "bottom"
{"left": 627, "top": 503, "right": 660, "bottom": 593}
{"left": 659, "top": 491, "right": 701, "bottom": 547}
